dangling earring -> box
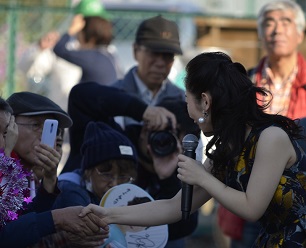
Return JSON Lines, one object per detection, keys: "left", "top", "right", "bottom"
{"left": 198, "top": 111, "right": 208, "bottom": 123}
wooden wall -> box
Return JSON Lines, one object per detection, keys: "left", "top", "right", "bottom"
{"left": 195, "top": 17, "right": 306, "bottom": 70}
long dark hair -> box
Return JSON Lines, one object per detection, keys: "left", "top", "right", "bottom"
{"left": 185, "top": 52, "right": 303, "bottom": 177}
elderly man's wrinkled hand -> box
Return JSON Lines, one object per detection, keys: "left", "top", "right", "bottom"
{"left": 53, "top": 206, "right": 109, "bottom": 238}
{"left": 65, "top": 230, "right": 108, "bottom": 248}
{"left": 34, "top": 143, "right": 61, "bottom": 192}
{"left": 147, "top": 140, "right": 182, "bottom": 180}
{"left": 143, "top": 106, "right": 177, "bottom": 131}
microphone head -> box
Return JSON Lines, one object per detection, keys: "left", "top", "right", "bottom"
{"left": 182, "top": 134, "right": 199, "bottom": 151}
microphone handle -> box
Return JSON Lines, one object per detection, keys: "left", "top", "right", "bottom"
{"left": 181, "top": 149, "right": 196, "bottom": 220}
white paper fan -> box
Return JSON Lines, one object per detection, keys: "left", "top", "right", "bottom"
{"left": 100, "top": 184, "right": 168, "bottom": 248}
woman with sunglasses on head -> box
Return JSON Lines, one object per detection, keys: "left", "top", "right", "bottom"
{"left": 81, "top": 52, "right": 306, "bottom": 248}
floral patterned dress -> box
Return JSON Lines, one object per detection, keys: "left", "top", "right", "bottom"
{"left": 224, "top": 126, "right": 306, "bottom": 247}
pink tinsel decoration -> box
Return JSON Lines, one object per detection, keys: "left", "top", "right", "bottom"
{"left": 0, "top": 150, "right": 30, "bottom": 228}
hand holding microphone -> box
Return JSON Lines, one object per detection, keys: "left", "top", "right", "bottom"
{"left": 181, "top": 134, "right": 199, "bottom": 220}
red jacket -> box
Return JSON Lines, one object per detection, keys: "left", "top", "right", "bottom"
{"left": 249, "top": 53, "right": 306, "bottom": 119}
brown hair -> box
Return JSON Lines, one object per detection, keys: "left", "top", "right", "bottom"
{"left": 82, "top": 16, "right": 113, "bottom": 46}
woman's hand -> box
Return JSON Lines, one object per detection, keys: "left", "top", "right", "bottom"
{"left": 80, "top": 204, "right": 107, "bottom": 218}
{"left": 53, "top": 206, "right": 109, "bottom": 238}
{"left": 177, "top": 154, "right": 207, "bottom": 186}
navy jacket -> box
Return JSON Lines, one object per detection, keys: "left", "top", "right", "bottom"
{"left": 53, "top": 170, "right": 100, "bottom": 209}
{"left": 61, "top": 82, "right": 197, "bottom": 241}
{"left": 0, "top": 184, "right": 59, "bottom": 247}
{"left": 113, "top": 67, "right": 185, "bottom": 127}
{"left": 113, "top": 66, "right": 185, "bottom": 102}
{"left": 53, "top": 34, "right": 118, "bottom": 85}
{"left": 62, "top": 82, "right": 148, "bottom": 173}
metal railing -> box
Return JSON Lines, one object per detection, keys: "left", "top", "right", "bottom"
{"left": 0, "top": 1, "right": 206, "bottom": 97}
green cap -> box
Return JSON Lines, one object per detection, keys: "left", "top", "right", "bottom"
{"left": 75, "top": 0, "right": 110, "bottom": 20}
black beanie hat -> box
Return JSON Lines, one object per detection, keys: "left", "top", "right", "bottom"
{"left": 81, "top": 122, "right": 137, "bottom": 170}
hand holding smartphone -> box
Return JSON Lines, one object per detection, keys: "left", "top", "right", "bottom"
{"left": 41, "top": 119, "right": 58, "bottom": 148}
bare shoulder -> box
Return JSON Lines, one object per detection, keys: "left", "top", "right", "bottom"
{"left": 258, "top": 126, "right": 294, "bottom": 153}
{"left": 259, "top": 126, "right": 291, "bottom": 143}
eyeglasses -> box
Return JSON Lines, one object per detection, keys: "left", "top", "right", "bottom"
{"left": 16, "top": 122, "right": 64, "bottom": 136}
{"left": 16, "top": 122, "right": 44, "bottom": 132}
{"left": 137, "top": 46, "right": 175, "bottom": 62}
{"left": 95, "top": 168, "right": 134, "bottom": 184}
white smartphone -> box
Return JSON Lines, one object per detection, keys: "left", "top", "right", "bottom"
{"left": 41, "top": 119, "right": 58, "bottom": 148}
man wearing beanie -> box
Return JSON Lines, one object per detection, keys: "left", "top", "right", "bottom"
{"left": 57, "top": 121, "right": 137, "bottom": 205}
{"left": 35, "top": 122, "right": 138, "bottom": 247}
{"left": 112, "top": 15, "right": 185, "bottom": 127}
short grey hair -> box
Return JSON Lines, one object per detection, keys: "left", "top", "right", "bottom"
{"left": 257, "top": 0, "right": 305, "bottom": 38}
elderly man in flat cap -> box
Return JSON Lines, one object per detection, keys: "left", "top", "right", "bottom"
{"left": 7, "top": 91, "right": 72, "bottom": 195}
{"left": 1, "top": 92, "right": 108, "bottom": 247}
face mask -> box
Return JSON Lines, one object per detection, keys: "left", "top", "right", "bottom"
{"left": 85, "top": 178, "right": 93, "bottom": 193}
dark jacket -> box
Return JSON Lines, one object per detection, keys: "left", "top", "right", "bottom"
{"left": 63, "top": 81, "right": 197, "bottom": 241}
{"left": 112, "top": 66, "right": 185, "bottom": 127}
{"left": 53, "top": 169, "right": 100, "bottom": 208}
{"left": 0, "top": 184, "right": 59, "bottom": 247}
{"left": 53, "top": 34, "right": 118, "bottom": 85}
{"left": 63, "top": 82, "right": 148, "bottom": 173}
{"left": 0, "top": 212, "right": 55, "bottom": 248}
{"left": 113, "top": 66, "right": 185, "bottom": 101}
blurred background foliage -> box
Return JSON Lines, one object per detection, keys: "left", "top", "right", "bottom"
{"left": 1, "top": 0, "right": 305, "bottom": 98}
{"left": 0, "top": 0, "right": 202, "bottom": 97}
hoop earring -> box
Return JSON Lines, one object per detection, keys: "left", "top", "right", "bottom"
{"left": 198, "top": 111, "right": 208, "bottom": 124}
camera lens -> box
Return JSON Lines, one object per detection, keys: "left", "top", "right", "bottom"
{"left": 149, "top": 131, "right": 177, "bottom": 156}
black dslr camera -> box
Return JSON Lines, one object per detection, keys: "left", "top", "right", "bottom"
{"left": 148, "top": 121, "right": 177, "bottom": 157}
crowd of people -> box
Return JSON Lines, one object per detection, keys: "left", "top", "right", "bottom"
{"left": 1, "top": 0, "right": 306, "bottom": 248}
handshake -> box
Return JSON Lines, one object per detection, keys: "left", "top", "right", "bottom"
{"left": 52, "top": 205, "right": 109, "bottom": 247}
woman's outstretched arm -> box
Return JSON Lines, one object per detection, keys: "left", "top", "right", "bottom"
{"left": 80, "top": 185, "right": 211, "bottom": 227}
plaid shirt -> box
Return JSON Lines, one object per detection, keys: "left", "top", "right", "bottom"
{"left": 259, "top": 58, "right": 298, "bottom": 116}
{"left": 249, "top": 53, "right": 306, "bottom": 119}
